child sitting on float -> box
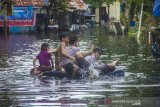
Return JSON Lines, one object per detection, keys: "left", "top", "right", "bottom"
{"left": 31, "top": 43, "right": 56, "bottom": 75}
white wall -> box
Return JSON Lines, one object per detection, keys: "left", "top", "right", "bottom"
{"left": 102, "top": 1, "right": 120, "bottom": 21}
{"left": 95, "top": 8, "right": 100, "bottom": 23}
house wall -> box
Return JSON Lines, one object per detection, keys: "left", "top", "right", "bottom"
{"left": 109, "top": 1, "right": 120, "bottom": 21}
{"left": 9, "top": 8, "right": 44, "bottom": 33}
{"left": 102, "top": 1, "right": 120, "bottom": 21}
{"left": 95, "top": 8, "right": 100, "bottom": 23}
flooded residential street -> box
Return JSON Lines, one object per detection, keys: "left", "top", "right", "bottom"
{"left": 0, "top": 27, "right": 160, "bottom": 107}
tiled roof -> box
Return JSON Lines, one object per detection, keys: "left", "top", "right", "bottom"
{"left": 12, "top": 0, "right": 88, "bottom": 10}
{"left": 67, "top": 0, "right": 88, "bottom": 11}
{"left": 12, "top": 0, "right": 44, "bottom": 7}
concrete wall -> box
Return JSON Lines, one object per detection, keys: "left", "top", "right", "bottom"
{"left": 102, "top": 1, "right": 120, "bottom": 21}
{"left": 109, "top": 1, "right": 120, "bottom": 21}
{"left": 95, "top": 8, "right": 100, "bottom": 23}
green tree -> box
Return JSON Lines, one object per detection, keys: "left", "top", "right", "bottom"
{"left": 1, "top": 0, "right": 13, "bottom": 36}
{"left": 49, "top": 0, "right": 67, "bottom": 11}
{"left": 84, "top": 0, "right": 153, "bottom": 30}
{"left": 48, "top": 0, "right": 69, "bottom": 31}
{"left": 0, "top": 2, "right": 4, "bottom": 15}
{"left": 84, "top": 0, "right": 116, "bottom": 13}
{"left": 119, "top": 0, "right": 153, "bottom": 32}
{"left": 83, "top": 0, "right": 115, "bottom": 7}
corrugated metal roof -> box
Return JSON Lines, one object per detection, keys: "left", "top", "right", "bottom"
{"left": 12, "top": 0, "right": 44, "bottom": 7}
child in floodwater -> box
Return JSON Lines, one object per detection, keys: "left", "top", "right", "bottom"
{"left": 57, "top": 33, "right": 76, "bottom": 67}
{"left": 40, "top": 35, "right": 94, "bottom": 79}
{"left": 85, "top": 47, "right": 119, "bottom": 74}
{"left": 67, "top": 35, "right": 94, "bottom": 58}
{"left": 56, "top": 33, "right": 80, "bottom": 78}
{"left": 76, "top": 47, "right": 119, "bottom": 78}
{"left": 31, "top": 43, "right": 56, "bottom": 75}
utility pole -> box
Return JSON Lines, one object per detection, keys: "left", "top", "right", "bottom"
{"left": 4, "top": 3, "right": 7, "bottom": 36}
{"left": 137, "top": 0, "right": 144, "bottom": 42}
{"left": 2, "top": 0, "right": 13, "bottom": 36}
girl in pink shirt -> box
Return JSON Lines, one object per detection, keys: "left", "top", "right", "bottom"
{"left": 31, "top": 43, "right": 56, "bottom": 75}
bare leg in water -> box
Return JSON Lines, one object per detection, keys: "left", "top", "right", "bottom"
{"left": 106, "top": 59, "right": 119, "bottom": 72}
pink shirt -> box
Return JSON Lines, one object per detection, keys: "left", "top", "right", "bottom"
{"left": 36, "top": 50, "right": 51, "bottom": 66}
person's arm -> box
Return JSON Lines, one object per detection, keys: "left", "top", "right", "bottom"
{"left": 79, "top": 45, "right": 95, "bottom": 57}
{"left": 50, "top": 56, "right": 54, "bottom": 70}
{"left": 60, "top": 42, "right": 75, "bottom": 61}
{"left": 93, "top": 62, "right": 105, "bottom": 70}
{"left": 93, "top": 62, "right": 116, "bottom": 73}
{"left": 33, "top": 58, "right": 38, "bottom": 70}
{"left": 48, "top": 48, "right": 57, "bottom": 53}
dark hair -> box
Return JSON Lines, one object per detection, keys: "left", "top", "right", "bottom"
{"left": 69, "top": 36, "right": 78, "bottom": 45}
{"left": 93, "top": 47, "right": 103, "bottom": 54}
{"left": 41, "top": 43, "right": 49, "bottom": 51}
{"left": 59, "top": 32, "right": 69, "bottom": 41}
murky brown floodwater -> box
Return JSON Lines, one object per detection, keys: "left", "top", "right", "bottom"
{"left": 0, "top": 27, "right": 160, "bottom": 107}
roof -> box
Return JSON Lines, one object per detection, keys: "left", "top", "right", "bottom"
{"left": 2, "top": 0, "right": 14, "bottom": 4}
{"left": 12, "top": 0, "right": 44, "bottom": 7}
{"left": 12, "top": 0, "right": 88, "bottom": 10}
{"left": 67, "top": 0, "right": 88, "bottom": 11}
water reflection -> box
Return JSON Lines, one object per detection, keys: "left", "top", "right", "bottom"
{"left": 0, "top": 27, "right": 160, "bottom": 107}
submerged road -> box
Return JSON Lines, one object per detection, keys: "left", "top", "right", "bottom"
{"left": 0, "top": 27, "right": 160, "bottom": 107}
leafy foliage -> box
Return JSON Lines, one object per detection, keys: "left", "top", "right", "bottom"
{"left": 57, "top": 0, "right": 68, "bottom": 11}
{"left": 83, "top": 0, "right": 116, "bottom": 7}
{"left": 84, "top": 0, "right": 152, "bottom": 8}
{"left": 0, "top": 3, "right": 4, "bottom": 15}
{"left": 49, "top": 0, "right": 68, "bottom": 11}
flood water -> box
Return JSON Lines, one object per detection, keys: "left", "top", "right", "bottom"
{"left": 0, "top": 27, "right": 160, "bottom": 107}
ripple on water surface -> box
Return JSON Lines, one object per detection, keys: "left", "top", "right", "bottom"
{"left": 0, "top": 30, "right": 160, "bottom": 107}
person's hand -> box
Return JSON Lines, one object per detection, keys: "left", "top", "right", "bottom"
{"left": 48, "top": 48, "right": 57, "bottom": 53}
{"left": 51, "top": 65, "right": 54, "bottom": 70}
{"left": 70, "top": 57, "right": 76, "bottom": 62}
{"left": 113, "top": 59, "right": 120, "bottom": 65}
{"left": 69, "top": 56, "right": 76, "bottom": 63}
{"left": 89, "top": 45, "right": 95, "bottom": 53}
{"left": 34, "top": 67, "right": 38, "bottom": 71}
{"left": 72, "top": 64, "right": 79, "bottom": 71}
